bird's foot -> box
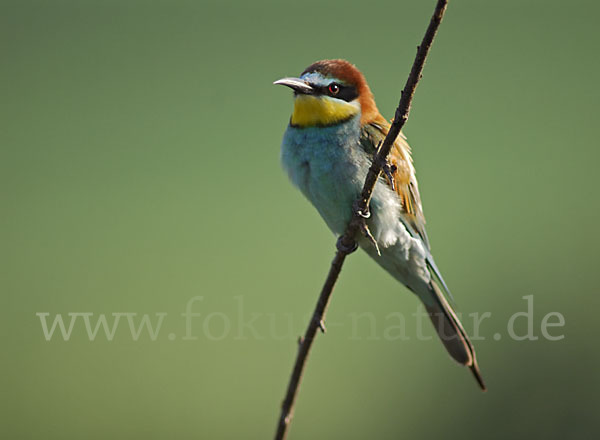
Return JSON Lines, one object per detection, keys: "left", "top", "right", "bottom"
{"left": 337, "top": 201, "right": 381, "bottom": 256}
{"left": 382, "top": 161, "right": 397, "bottom": 191}
{"left": 352, "top": 200, "right": 381, "bottom": 257}
{"left": 375, "top": 140, "right": 397, "bottom": 191}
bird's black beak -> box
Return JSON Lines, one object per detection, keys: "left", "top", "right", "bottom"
{"left": 273, "top": 77, "right": 314, "bottom": 95}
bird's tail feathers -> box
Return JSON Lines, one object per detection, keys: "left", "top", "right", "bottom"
{"left": 424, "top": 281, "right": 486, "bottom": 391}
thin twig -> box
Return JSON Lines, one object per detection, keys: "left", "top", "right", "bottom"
{"left": 274, "top": 1, "right": 449, "bottom": 438}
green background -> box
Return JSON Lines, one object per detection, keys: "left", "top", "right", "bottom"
{"left": 2, "top": 0, "right": 598, "bottom": 438}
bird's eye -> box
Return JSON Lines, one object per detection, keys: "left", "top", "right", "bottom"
{"left": 328, "top": 83, "right": 340, "bottom": 95}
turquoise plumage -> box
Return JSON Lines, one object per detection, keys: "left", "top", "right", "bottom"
{"left": 276, "top": 59, "right": 486, "bottom": 390}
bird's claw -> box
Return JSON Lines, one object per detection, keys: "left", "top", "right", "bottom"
{"left": 375, "top": 140, "right": 397, "bottom": 191}
{"left": 350, "top": 201, "right": 381, "bottom": 256}
{"left": 352, "top": 200, "right": 370, "bottom": 219}
{"left": 382, "top": 162, "right": 397, "bottom": 191}
{"left": 355, "top": 209, "right": 370, "bottom": 219}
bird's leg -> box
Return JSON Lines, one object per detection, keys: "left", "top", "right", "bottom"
{"left": 375, "top": 141, "right": 397, "bottom": 191}
{"left": 337, "top": 139, "right": 390, "bottom": 257}
{"left": 353, "top": 200, "right": 381, "bottom": 257}
{"left": 383, "top": 162, "right": 397, "bottom": 191}
{"left": 335, "top": 199, "right": 381, "bottom": 257}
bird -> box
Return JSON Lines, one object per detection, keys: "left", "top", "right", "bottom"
{"left": 274, "top": 59, "right": 486, "bottom": 391}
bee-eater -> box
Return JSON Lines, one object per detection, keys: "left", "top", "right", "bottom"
{"left": 275, "top": 59, "right": 486, "bottom": 390}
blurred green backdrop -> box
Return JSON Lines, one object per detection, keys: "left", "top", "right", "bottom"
{"left": 2, "top": 0, "right": 599, "bottom": 439}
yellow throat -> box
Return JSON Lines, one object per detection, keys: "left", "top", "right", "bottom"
{"left": 291, "top": 94, "right": 359, "bottom": 127}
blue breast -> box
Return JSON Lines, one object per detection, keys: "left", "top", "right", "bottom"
{"left": 280, "top": 116, "right": 371, "bottom": 235}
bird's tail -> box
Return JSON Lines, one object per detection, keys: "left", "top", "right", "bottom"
{"left": 423, "top": 281, "right": 486, "bottom": 391}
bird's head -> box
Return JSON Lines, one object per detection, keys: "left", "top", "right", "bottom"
{"left": 274, "top": 59, "right": 381, "bottom": 128}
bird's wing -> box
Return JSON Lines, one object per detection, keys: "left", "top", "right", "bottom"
{"left": 359, "top": 121, "right": 455, "bottom": 301}
{"left": 359, "top": 121, "right": 429, "bottom": 248}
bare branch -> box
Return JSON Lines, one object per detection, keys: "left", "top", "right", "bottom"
{"left": 274, "top": 1, "right": 449, "bottom": 438}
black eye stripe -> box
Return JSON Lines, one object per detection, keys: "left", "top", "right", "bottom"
{"left": 312, "top": 83, "right": 358, "bottom": 102}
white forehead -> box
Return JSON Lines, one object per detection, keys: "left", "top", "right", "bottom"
{"left": 299, "top": 71, "right": 336, "bottom": 87}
